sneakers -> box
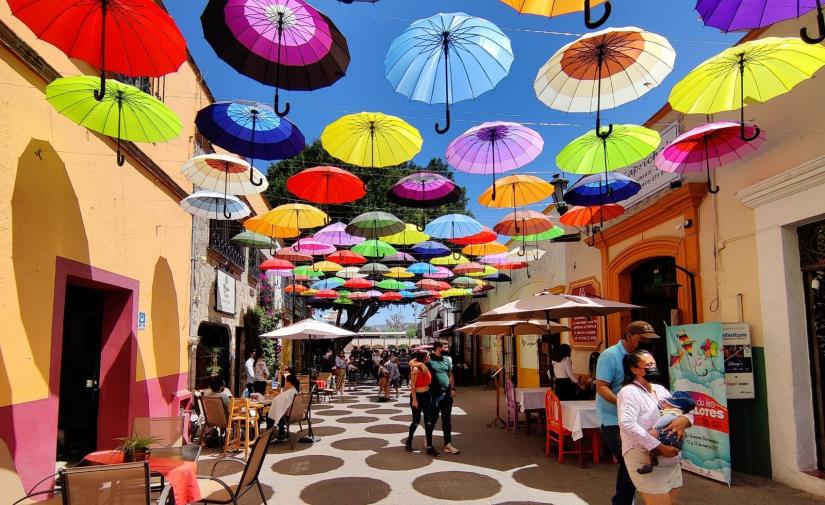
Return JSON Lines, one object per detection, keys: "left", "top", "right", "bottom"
{"left": 443, "top": 443, "right": 460, "bottom": 454}
{"left": 405, "top": 443, "right": 413, "bottom": 452}
{"left": 426, "top": 447, "right": 440, "bottom": 457}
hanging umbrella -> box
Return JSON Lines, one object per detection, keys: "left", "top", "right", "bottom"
{"left": 453, "top": 262, "right": 486, "bottom": 275}
{"left": 449, "top": 226, "right": 498, "bottom": 246}
{"left": 385, "top": 12, "right": 514, "bottom": 134}
{"left": 276, "top": 248, "right": 313, "bottom": 263}
{"left": 564, "top": 172, "right": 641, "bottom": 206}
{"left": 462, "top": 242, "right": 508, "bottom": 257}
{"left": 312, "top": 278, "right": 345, "bottom": 290}
{"left": 349, "top": 292, "right": 372, "bottom": 301}
{"left": 284, "top": 284, "right": 308, "bottom": 294}
{"left": 413, "top": 290, "right": 440, "bottom": 298}
{"left": 424, "top": 266, "right": 455, "bottom": 279}
{"left": 477, "top": 174, "right": 554, "bottom": 211}
{"left": 498, "top": 262, "right": 529, "bottom": 271}
{"left": 473, "top": 283, "right": 495, "bottom": 295}
{"left": 425, "top": 214, "right": 485, "bottom": 244}
{"left": 360, "top": 263, "right": 390, "bottom": 276}
{"left": 312, "top": 261, "right": 343, "bottom": 273}
{"left": 441, "top": 288, "right": 471, "bottom": 298}
{"left": 292, "top": 239, "right": 336, "bottom": 256}
{"left": 669, "top": 37, "right": 825, "bottom": 142}
{"left": 695, "top": 0, "right": 824, "bottom": 44}
{"left": 384, "top": 267, "right": 414, "bottom": 279}
{"left": 314, "top": 289, "right": 339, "bottom": 299}
{"left": 10, "top": 0, "right": 187, "bottom": 101}
{"left": 380, "top": 224, "right": 430, "bottom": 246}
{"left": 294, "top": 265, "right": 324, "bottom": 278}
{"left": 346, "top": 211, "right": 405, "bottom": 239}
{"left": 494, "top": 210, "right": 554, "bottom": 236}
{"left": 260, "top": 258, "right": 295, "bottom": 271}
{"left": 408, "top": 263, "right": 439, "bottom": 275}
{"left": 655, "top": 121, "right": 765, "bottom": 194}
{"left": 431, "top": 254, "right": 469, "bottom": 266}
{"left": 507, "top": 247, "right": 546, "bottom": 262}
{"left": 411, "top": 241, "right": 451, "bottom": 259}
{"left": 344, "top": 278, "right": 373, "bottom": 290}
{"left": 480, "top": 253, "right": 515, "bottom": 266}
{"left": 195, "top": 100, "right": 304, "bottom": 185}
{"left": 201, "top": 0, "right": 350, "bottom": 116}
{"left": 534, "top": 27, "right": 675, "bottom": 137}
{"left": 377, "top": 279, "right": 405, "bottom": 290}
{"left": 181, "top": 153, "right": 268, "bottom": 218}
{"left": 313, "top": 222, "right": 366, "bottom": 246}
{"left": 326, "top": 250, "right": 367, "bottom": 265}
{"left": 498, "top": 0, "right": 612, "bottom": 29}
{"left": 287, "top": 166, "right": 366, "bottom": 204}
{"left": 380, "top": 292, "right": 403, "bottom": 302}
{"left": 352, "top": 240, "right": 397, "bottom": 259}
{"left": 255, "top": 204, "right": 328, "bottom": 233}
{"left": 338, "top": 267, "right": 368, "bottom": 279}
{"left": 300, "top": 289, "right": 319, "bottom": 297}
{"left": 522, "top": 226, "right": 566, "bottom": 241}
{"left": 334, "top": 297, "right": 354, "bottom": 305}
{"left": 180, "top": 191, "right": 250, "bottom": 220}
{"left": 46, "top": 76, "right": 182, "bottom": 166}
{"left": 381, "top": 252, "right": 417, "bottom": 265}
{"left": 321, "top": 112, "right": 423, "bottom": 167}
{"left": 401, "top": 281, "right": 417, "bottom": 290}
{"left": 416, "top": 279, "right": 450, "bottom": 291}
{"left": 467, "top": 265, "right": 499, "bottom": 278}
{"left": 446, "top": 122, "right": 543, "bottom": 199}
{"left": 557, "top": 125, "right": 661, "bottom": 175}
{"left": 484, "top": 272, "right": 512, "bottom": 283}
{"left": 230, "top": 231, "right": 275, "bottom": 248}
{"left": 560, "top": 204, "right": 625, "bottom": 227}
{"left": 399, "top": 290, "right": 416, "bottom": 299}
{"left": 387, "top": 172, "right": 462, "bottom": 208}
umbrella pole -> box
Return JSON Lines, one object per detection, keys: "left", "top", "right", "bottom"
{"left": 737, "top": 54, "right": 761, "bottom": 142}
{"left": 487, "top": 335, "right": 505, "bottom": 428}
{"left": 299, "top": 336, "right": 321, "bottom": 443}
{"left": 223, "top": 162, "right": 231, "bottom": 218}
{"left": 492, "top": 138, "right": 498, "bottom": 202}
{"left": 704, "top": 136, "right": 720, "bottom": 194}
{"left": 273, "top": 16, "right": 291, "bottom": 117}
{"left": 435, "top": 33, "right": 451, "bottom": 134}
{"left": 94, "top": 0, "right": 108, "bottom": 101}
{"left": 115, "top": 96, "right": 125, "bottom": 166}
{"left": 249, "top": 111, "right": 264, "bottom": 186}
{"left": 595, "top": 50, "right": 613, "bottom": 140}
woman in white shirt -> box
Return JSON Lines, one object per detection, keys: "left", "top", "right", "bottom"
{"left": 617, "top": 350, "right": 693, "bottom": 505}
{"left": 551, "top": 344, "right": 579, "bottom": 401}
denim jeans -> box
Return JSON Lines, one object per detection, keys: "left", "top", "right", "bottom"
{"left": 600, "top": 424, "right": 636, "bottom": 505}
{"left": 429, "top": 389, "right": 453, "bottom": 445}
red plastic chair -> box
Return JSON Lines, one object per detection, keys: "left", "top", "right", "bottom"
{"left": 544, "top": 389, "right": 590, "bottom": 466}
{"left": 504, "top": 380, "right": 520, "bottom": 432}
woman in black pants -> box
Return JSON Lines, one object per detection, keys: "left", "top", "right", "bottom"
{"left": 407, "top": 350, "right": 438, "bottom": 456}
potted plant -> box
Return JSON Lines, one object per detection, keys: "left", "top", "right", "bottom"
{"left": 116, "top": 434, "right": 163, "bottom": 462}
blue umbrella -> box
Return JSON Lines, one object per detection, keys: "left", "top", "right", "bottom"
{"left": 563, "top": 172, "right": 641, "bottom": 206}
{"left": 401, "top": 281, "right": 417, "bottom": 290}
{"left": 195, "top": 100, "right": 305, "bottom": 186}
{"left": 311, "top": 278, "right": 344, "bottom": 290}
{"left": 425, "top": 214, "right": 484, "bottom": 241}
{"left": 400, "top": 290, "right": 415, "bottom": 299}
{"left": 411, "top": 240, "right": 451, "bottom": 259}
{"left": 408, "top": 262, "right": 439, "bottom": 275}
{"left": 384, "top": 12, "right": 513, "bottom": 134}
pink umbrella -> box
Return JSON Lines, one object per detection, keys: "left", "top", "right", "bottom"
{"left": 313, "top": 222, "right": 366, "bottom": 246}
{"left": 424, "top": 266, "right": 454, "bottom": 279}
{"left": 479, "top": 253, "right": 512, "bottom": 266}
{"left": 655, "top": 121, "right": 765, "bottom": 194}
{"left": 292, "top": 239, "right": 337, "bottom": 255}
{"left": 366, "top": 290, "right": 383, "bottom": 298}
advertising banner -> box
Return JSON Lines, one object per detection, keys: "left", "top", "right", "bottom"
{"left": 666, "top": 323, "right": 731, "bottom": 484}
{"left": 722, "top": 323, "right": 755, "bottom": 399}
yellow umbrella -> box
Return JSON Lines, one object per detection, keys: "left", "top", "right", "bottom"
{"left": 251, "top": 204, "right": 328, "bottom": 234}
{"left": 500, "top": 0, "right": 611, "bottom": 28}
{"left": 431, "top": 254, "right": 469, "bottom": 266}
{"left": 243, "top": 217, "right": 300, "bottom": 239}
{"left": 321, "top": 112, "right": 423, "bottom": 168}
{"left": 462, "top": 241, "right": 508, "bottom": 257}
{"left": 300, "top": 289, "right": 319, "bottom": 297}
{"left": 312, "top": 261, "right": 343, "bottom": 273}
{"left": 380, "top": 223, "right": 430, "bottom": 245}
{"left": 467, "top": 265, "right": 499, "bottom": 278}
{"left": 478, "top": 174, "right": 554, "bottom": 210}
{"left": 384, "top": 267, "right": 414, "bottom": 279}
{"left": 441, "top": 288, "right": 472, "bottom": 298}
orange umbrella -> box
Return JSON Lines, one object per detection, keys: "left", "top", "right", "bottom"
{"left": 453, "top": 262, "right": 486, "bottom": 275}
{"left": 559, "top": 204, "right": 624, "bottom": 227}
{"left": 449, "top": 226, "right": 498, "bottom": 245}
{"left": 284, "top": 284, "right": 308, "bottom": 294}
{"left": 493, "top": 210, "right": 553, "bottom": 236}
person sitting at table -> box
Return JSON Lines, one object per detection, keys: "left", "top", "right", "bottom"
{"left": 266, "top": 373, "right": 301, "bottom": 441}
{"left": 551, "top": 344, "right": 580, "bottom": 401}
{"left": 204, "top": 376, "right": 232, "bottom": 410}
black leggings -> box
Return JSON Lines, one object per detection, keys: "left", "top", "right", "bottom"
{"left": 408, "top": 391, "right": 434, "bottom": 447}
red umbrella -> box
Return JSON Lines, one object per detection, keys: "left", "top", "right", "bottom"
{"left": 275, "top": 248, "right": 313, "bottom": 263}
{"left": 9, "top": 0, "right": 187, "bottom": 100}
{"left": 415, "top": 298, "right": 437, "bottom": 305}
{"left": 344, "top": 278, "right": 373, "bottom": 290}
{"left": 494, "top": 210, "right": 554, "bottom": 236}
{"left": 287, "top": 166, "right": 366, "bottom": 204}
{"left": 416, "top": 279, "right": 450, "bottom": 291}
{"left": 315, "top": 289, "right": 339, "bottom": 299}
{"left": 449, "top": 226, "right": 497, "bottom": 245}
{"left": 498, "top": 262, "right": 528, "bottom": 271}
{"left": 380, "top": 291, "right": 402, "bottom": 302}
{"left": 284, "top": 284, "right": 308, "bottom": 294}
{"left": 259, "top": 258, "right": 294, "bottom": 271}
{"left": 560, "top": 205, "right": 625, "bottom": 227}
{"left": 349, "top": 292, "right": 371, "bottom": 301}
{"left": 327, "top": 250, "right": 367, "bottom": 266}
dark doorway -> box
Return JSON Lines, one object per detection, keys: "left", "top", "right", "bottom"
{"left": 195, "top": 323, "right": 231, "bottom": 392}
{"left": 57, "top": 285, "right": 105, "bottom": 462}
{"left": 538, "top": 337, "right": 552, "bottom": 387}
{"left": 629, "top": 257, "right": 679, "bottom": 385}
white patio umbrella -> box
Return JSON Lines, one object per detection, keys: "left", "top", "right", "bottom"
{"left": 457, "top": 319, "right": 569, "bottom": 335}
{"left": 477, "top": 290, "right": 640, "bottom": 322}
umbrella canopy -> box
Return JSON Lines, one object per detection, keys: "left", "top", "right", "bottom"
{"left": 334, "top": 297, "right": 354, "bottom": 305}
{"left": 425, "top": 214, "right": 485, "bottom": 240}
{"left": 416, "top": 279, "right": 451, "bottom": 291}
{"left": 230, "top": 231, "right": 275, "bottom": 248}
{"left": 446, "top": 122, "right": 543, "bottom": 199}
{"left": 344, "top": 278, "right": 373, "bottom": 289}
{"left": 321, "top": 112, "right": 423, "bottom": 167}
{"left": 534, "top": 26, "right": 675, "bottom": 136}
{"left": 180, "top": 191, "right": 250, "bottom": 220}
{"left": 10, "top": 0, "right": 186, "bottom": 100}
{"left": 380, "top": 224, "right": 430, "bottom": 246}
{"left": 494, "top": 210, "right": 554, "bottom": 236}
{"left": 379, "top": 291, "right": 403, "bottom": 302}
{"left": 431, "top": 254, "right": 469, "bottom": 266}
{"left": 485, "top": 272, "right": 512, "bottom": 283}
{"left": 560, "top": 204, "right": 625, "bottom": 227}
{"left": 293, "top": 265, "right": 324, "bottom": 278}
{"left": 299, "top": 289, "right": 319, "bottom": 297}
{"left": 348, "top": 292, "right": 372, "bottom": 301}
{"left": 507, "top": 247, "right": 546, "bottom": 262}
{"left": 46, "top": 76, "right": 182, "bottom": 166}
{"left": 452, "top": 276, "right": 481, "bottom": 288}
{"left": 284, "top": 284, "right": 308, "bottom": 294}
{"left": 467, "top": 265, "right": 499, "bottom": 277}
{"left": 477, "top": 174, "right": 554, "bottom": 210}
{"left": 326, "top": 250, "right": 367, "bottom": 265}
{"left": 312, "top": 261, "right": 343, "bottom": 273}
{"left": 424, "top": 266, "right": 455, "bottom": 279}
{"left": 408, "top": 263, "right": 440, "bottom": 275}
{"left": 498, "top": 262, "right": 529, "bottom": 271}
{"left": 377, "top": 279, "right": 406, "bottom": 290}
{"left": 381, "top": 252, "right": 417, "bottom": 265}
{"left": 259, "top": 258, "right": 294, "bottom": 271}
{"left": 314, "top": 289, "right": 339, "bottom": 299}
{"left": 261, "top": 318, "right": 355, "bottom": 338}
{"left": 292, "top": 239, "right": 337, "bottom": 255}
{"left": 564, "top": 172, "right": 641, "bottom": 206}
{"left": 311, "top": 278, "right": 345, "bottom": 290}
{"left": 462, "top": 241, "right": 508, "bottom": 257}
{"left": 669, "top": 37, "right": 825, "bottom": 142}
{"left": 256, "top": 203, "right": 328, "bottom": 232}
{"left": 411, "top": 240, "right": 451, "bottom": 259}
{"left": 498, "top": 0, "right": 611, "bottom": 28}
{"left": 366, "top": 290, "right": 383, "bottom": 298}
{"left": 522, "top": 226, "right": 566, "bottom": 241}
{"left": 449, "top": 226, "right": 498, "bottom": 245}
{"left": 276, "top": 248, "right": 313, "bottom": 263}
{"left": 384, "top": 267, "right": 414, "bottom": 279}
{"left": 458, "top": 318, "right": 570, "bottom": 335}
{"left": 453, "top": 262, "right": 486, "bottom": 275}
{"left": 473, "top": 283, "right": 495, "bottom": 294}
{"left": 360, "top": 263, "right": 390, "bottom": 276}
{"left": 557, "top": 124, "right": 661, "bottom": 175}
{"left": 201, "top": 0, "right": 350, "bottom": 116}
{"left": 352, "top": 240, "right": 397, "bottom": 259}
{"left": 182, "top": 153, "right": 268, "bottom": 195}
{"left": 441, "top": 288, "right": 472, "bottom": 298}
{"left": 695, "top": 0, "right": 820, "bottom": 33}
{"left": 313, "top": 222, "right": 366, "bottom": 246}
{"left": 413, "top": 290, "right": 440, "bottom": 298}
{"left": 478, "top": 290, "right": 641, "bottom": 321}
{"left": 243, "top": 219, "right": 300, "bottom": 239}
{"left": 385, "top": 12, "right": 514, "bottom": 133}
{"left": 287, "top": 166, "right": 366, "bottom": 204}
{"left": 337, "top": 267, "right": 368, "bottom": 279}
{"left": 347, "top": 211, "right": 405, "bottom": 239}
{"left": 387, "top": 172, "right": 461, "bottom": 208}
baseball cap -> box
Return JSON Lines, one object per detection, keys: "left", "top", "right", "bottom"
{"left": 626, "top": 320, "right": 660, "bottom": 339}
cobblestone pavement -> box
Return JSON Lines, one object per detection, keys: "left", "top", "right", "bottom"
{"left": 198, "top": 384, "right": 825, "bottom": 505}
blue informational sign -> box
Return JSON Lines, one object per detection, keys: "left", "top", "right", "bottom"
{"left": 138, "top": 311, "right": 147, "bottom": 331}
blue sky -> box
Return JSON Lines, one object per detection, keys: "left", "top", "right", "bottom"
{"left": 168, "top": 0, "right": 740, "bottom": 324}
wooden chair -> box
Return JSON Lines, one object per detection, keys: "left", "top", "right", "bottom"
{"left": 315, "top": 372, "right": 332, "bottom": 403}
{"left": 199, "top": 395, "right": 230, "bottom": 451}
{"left": 3, "top": 439, "right": 61, "bottom": 505}
{"left": 544, "top": 389, "right": 592, "bottom": 466}
{"left": 131, "top": 416, "right": 184, "bottom": 448}
{"left": 504, "top": 380, "right": 520, "bottom": 432}
{"left": 59, "top": 461, "right": 170, "bottom": 505}
{"left": 225, "top": 398, "right": 260, "bottom": 459}
{"left": 296, "top": 374, "right": 311, "bottom": 400}
{"left": 194, "top": 429, "right": 276, "bottom": 505}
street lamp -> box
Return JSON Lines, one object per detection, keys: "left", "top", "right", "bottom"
{"left": 551, "top": 174, "right": 569, "bottom": 216}
{"left": 662, "top": 265, "right": 698, "bottom": 324}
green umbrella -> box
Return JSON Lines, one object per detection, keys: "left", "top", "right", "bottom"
{"left": 46, "top": 76, "right": 182, "bottom": 166}
{"left": 377, "top": 279, "right": 405, "bottom": 290}
{"left": 346, "top": 212, "right": 405, "bottom": 239}
{"left": 452, "top": 276, "right": 480, "bottom": 288}
{"left": 352, "top": 239, "right": 397, "bottom": 259}
{"left": 230, "top": 231, "right": 275, "bottom": 249}
{"left": 337, "top": 289, "right": 352, "bottom": 298}
{"left": 522, "top": 226, "right": 565, "bottom": 241}
{"left": 334, "top": 297, "right": 354, "bottom": 305}
{"left": 556, "top": 124, "right": 660, "bottom": 175}
{"left": 294, "top": 266, "right": 324, "bottom": 278}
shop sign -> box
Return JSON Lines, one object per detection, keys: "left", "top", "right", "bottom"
{"left": 138, "top": 312, "right": 146, "bottom": 331}
{"left": 568, "top": 277, "right": 601, "bottom": 349}
{"left": 616, "top": 122, "right": 680, "bottom": 208}
{"left": 216, "top": 269, "right": 236, "bottom": 315}
{"left": 722, "top": 322, "right": 755, "bottom": 400}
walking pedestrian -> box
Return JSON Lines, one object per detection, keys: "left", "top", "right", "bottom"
{"left": 398, "top": 349, "right": 411, "bottom": 386}
{"left": 335, "top": 350, "right": 348, "bottom": 390}
{"left": 377, "top": 357, "right": 390, "bottom": 402}
{"left": 388, "top": 356, "right": 401, "bottom": 399}
{"left": 244, "top": 350, "right": 257, "bottom": 396}
{"left": 596, "top": 320, "right": 659, "bottom": 505}
{"left": 407, "top": 350, "right": 437, "bottom": 456}
{"left": 253, "top": 353, "right": 269, "bottom": 395}
{"left": 428, "top": 341, "right": 459, "bottom": 455}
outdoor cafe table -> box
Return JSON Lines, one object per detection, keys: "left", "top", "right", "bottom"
{"left": 83, "top": 447, "right": 200, "bottom": 504}
{"left": 560, "top": 400, "right": 599, "bottom": 442}
{"left": 515, "top": 387, "right": 550, "bottom": 413}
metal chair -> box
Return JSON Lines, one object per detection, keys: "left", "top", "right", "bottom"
{"left": 59, "top": 461, "right": 169, "bottom": 505}
{"left": 194, "top": 430, "right": 276, "bottom": 505}
{"left": 200, "top": 395, "right": 230, "bottom": 452}
{"left": 131, "top": 416, "right": 184, "bottom": 448}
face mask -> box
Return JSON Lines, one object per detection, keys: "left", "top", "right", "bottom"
{"left": 642, "top": 366, "right": 660, "bottom": 381}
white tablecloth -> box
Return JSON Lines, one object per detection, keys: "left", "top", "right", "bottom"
{"left": 561, "top": 400, "right": 599, "bottom": 441}
{"left": 515, "top": 387, "right": 550, "bottom": 413}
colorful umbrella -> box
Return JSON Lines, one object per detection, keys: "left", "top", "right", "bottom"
{"left": 326, "top": 250, "right": 367, "bottom": 266}
{"left": 413, "top": 290, "right": 440, "bottom": 298}
{"left": 377, "top": 279, "right": 405, "bottom": 290}
{"left": 313, "top": 222, "right": 366, "bottom": 246}
{"left": 467, "top": 265, "right": 499, "bottom": 278}
{"left": 276, "top": 248, "right": 313, "bottom": 263}
{"left": 380, "top": 291, "right": 403, "bottom": 302}
{"left": 473, "top": 283, "right": 495, "bottom": 294}
{"left": 360, "top": 263, "right": 390, "bottom": 276}
{"left": 321, "top": 112, "right": 422, "bottom": 167}
{"left": 334, "top": 297, "right": 354, "bottom": 305}
{"left": 425, "top": 214, "right": 485, "bottom": 243}
{"left": 195, "top": 100, "right": 304, "bottom": 185}
{"left": 292, "top": 239, "right": 336, "bottom": 256}
{"left": 534, "top": 27, "right": 675, "bottom": 137}
{"left": 669, "top": 37, "right": 825, "bottom": 141}
{"left": 312, "top": 261, "right": 343, "bottom": 273}
{"left": 180, "top": 191, "right": 250, "bottom": 220}
{"left": 449, "top": 227, "right": 498, "bottom": 246}
{"left": 352, "top": 239, "right": 397, "bottom": 259}
{"left": 387, "top": 172, "right": 462, "bottom": 208}
{"left": 655, "top": 121, "right": 765, "bottom": 194}
{"left": 446, "top": 122, "right": 543, "bottom": 199}
{"left": 559, "top": 204, "right": 625, "bottom": 227}
{"left": 181, "top": 153, "right": 268, "bottom": 218}
{"left": 498, "top": 261, "right": 529, "bottom": 271}
{"left": 294, "top": 265, "right": 324, "bottom": 278}
{"left": 260, "top": 258, "right": 295, "bottom": 271}
{"left": 381, "top": 252, "right": 417, "bottom": 265}
{"left": 348, "top": 292, "right": 371, "bottom": 301}
{"left": 408, "top": 263, "right": 440, "bottom": 275}
{"left": 441, "top": 288, "right": 471, "bottom": 298}
{"left": 417, "top": 279, "right": 450, "bottom": 291}
{"left": 462, "top": 242, "right": 508, "bottom": 257}
{"left": 380, "top": 224, "right": 430, "bottom": 246}
{"left": 284, "top": 284, "right": 308, "bottom": 294}
{"left": 411, "top": 241, "right": 451, "bottom": 259}
{"left": 557, "top": 125, "right": 661, "bottom": 175}
{"left": 231, "top": 231, "right": 275, "bottom": 249}
{"left": 347, "top": 211, "right": 405, "bottom": 239}
{"left": 300, "top": 289, "right": 319, "bottom": 297}
{"left": 522, "top": 226, "right": 566, "bottom": 241}
{"left": 261, "top": 204, "right": 328, "bottom": 232}
{"left": 494, "top": 210, "right": 554, "bottom": 236}
{"left": 485, "top": 272, "right": 512, "bottom": 283}
{"left": 480, "top": 253, "right": 511, "bottom": 266}
{"left": 384, "top": 267, "right": 414, "bottom": 279}
{"left": 337, "top": 267, "right": 368, "bottom": 279}
{"left": 431, "top": 254, "right": 469, "bottom": 266}
{"left": 498, "top": 0, "right": 611, "bottom": 29}
{"left": 695, "top": 0, "right": 823, "bottom": 43}
{"left": 344, "top": 278, "right": 373, "bottom": 290}
{"left": 477, "top": 174, "right": 554, "bottom": 212}
{"left": 563, "top": 172, "right": 641, "bottom": 206}
{"left": 312, "top": 278, "right": 345, "bottom": 290}
{"left": 315, "top": 289, "right": 339, "bottom": 299}
{"left": 507, "top": 247, "right": 546, "bottom": 262}
{"left": 244, "top": 216, "right": 301, "bottom": 239}
{"left": 201, "top": 0, "right": 350, "bottom": 116}
{"left": 46, "top": 76, "right": 182, "bottom": 166}
{"left": 424, "top": 266, "right": 455, "bottom": 279}
{"left": 287, "top": 166, "right": 365, "bottom": 204}
{"left": 385, "top": 12, "right": 514, "bottom": 133}
{"left": 10, "top": 0, "right": 186, "bottom": 100}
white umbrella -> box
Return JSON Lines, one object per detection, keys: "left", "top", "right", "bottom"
{"left": 261, "top": 318, "right": 355, "bottom": 339}
{"left": 457, "top": 319, "right": 569, "bottom": 335}
{"left": 477, "top": 290, "right": 640, "bottom": 322}
{"left": 180, "top": 190, "right": 250, "bottom": 220}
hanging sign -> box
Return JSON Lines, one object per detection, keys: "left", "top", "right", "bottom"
{"left": 216, "top": 269, "right": 236, "bottom": 314}
{"left": 617, "top": 122, "right": 680, "bottom": 208}
{"left": 567, "top": 277, "right": 601, "bottom": 349}
{"left": 722, "top": 322, "right": 755, "bottom": 400}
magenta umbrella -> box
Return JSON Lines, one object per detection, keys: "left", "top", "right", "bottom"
{"left": 655, "top": 121, "right": 765, "bottom": 194}
{"left": 695, "top": 0, "right": 824, "bottom": 43}
{"left": 291, "top": 239, "right": 337, "bottom": 255}
{"left": 313, "top": 222, "right": 366, "bottom": 246}
{"left": 446, "top": 121, "right": 543, "bottom": 200}
{"left": 387, "top": 172, "right": 462, "bottom": 208}
{"left": 424, "top": 266, "right": 454, "bottom": 279}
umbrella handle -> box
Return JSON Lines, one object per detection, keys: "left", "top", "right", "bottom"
{"left": 94, "top": 72, "right": 107, "bottom": 102}
{"left": 584, "top": 0, "right": 611, "bottom": 29}
{"left": 93, "top": 0, "right": 108, "bottom": 101}
{"left": 275, "top": 94, "right": 291, "bottom": 118}
{"left": 435, "top": 108, "right": 451, "bottom": 134}
{"left": 739, "top": 122, "right": 760, "bottom": 142}
{"left": 596, "top": 122, "right": 613, "bottom": 140}
{"left": 223, "top": 202, "right": 232, "bottom": 219}
{"left": 801, "top": 1, "right": 825, "bottom": 44}
{"left": 250, "top": 167, "right": 264, "bottom": 186}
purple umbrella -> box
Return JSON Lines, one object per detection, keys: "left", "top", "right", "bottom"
{"left": 313, "top": 222, "right": 366, "bottom": 246}
{"left": 387, "top": 172, "right": 462, "bottom": 208}
{"left": 696, "top": 0, "right": 824, "bottom": 43}
{"left": 446, "top": 121, "right": 543, "bottom": 201}
{"left": 381, "top": 252, "right": 416, "bottom": 264}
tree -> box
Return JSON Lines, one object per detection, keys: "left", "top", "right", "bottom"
{"left": 386, "top": 311, "right": 406, "bottom": 331}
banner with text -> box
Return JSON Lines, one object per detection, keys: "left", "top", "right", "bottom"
{"left": 666, "top": 323, "right": 731, "bottom": 484}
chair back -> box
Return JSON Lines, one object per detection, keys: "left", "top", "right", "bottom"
{"left": 131, "top": 416, "right": 183, "bottom": 448}
{"left": 504, "top": 379, "right": 515, "bottom": 407}
{"left": 201, "top": 395, "right": 229, "bottom": 429}
{"left": 1, "top": 439, "right": 27, "bottom": 502}
{"left": 238, "top": 430, "right": 276, "bottom": 491}
{"left": 288, "top": 394, "right": 307, "bottom": 423}
{"left": 227, "top": 397, "right": 245, "bottom": 419}
{"left": 297, "top": 374, "right": 310, "bottom": 397}
{"left": 60, "top": 462, "right": 149, "bottom": 505}
{"left": 544, "top": 389, "right": 564, "bottom": 434}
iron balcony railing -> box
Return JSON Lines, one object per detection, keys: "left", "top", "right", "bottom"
{"left": 209, "top": 220, "right": 245, "bottom": 270}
